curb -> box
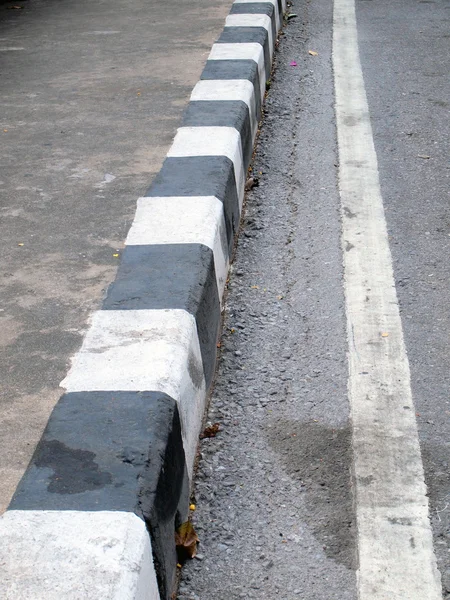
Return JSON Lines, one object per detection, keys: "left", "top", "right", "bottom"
{"left": 0, "top": 1, "right": 285, "bottom": 598}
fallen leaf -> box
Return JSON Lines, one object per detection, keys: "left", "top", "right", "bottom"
{"left": 200, "top": 423, "right": 220, "bottom": 439}
{"left": 189, "top": 504, "right": 196, "bottom": 511}
{"left": 308, "top": 50, "right": 319, "bottom": 56}
{"left": 175, "top": 521, "right": 199, "bottom": 561}
{"left": 251, "top": 285, "right": 259, "bottom": 289}
{"left": 290, "top": 60, "right": 297, "bottom": 67}
{"left": 112, "top": 253, "right": 119, "bottom": 258}
{"left": 288, "top": 13, "right": 297, "bottom": 19}
{"left": 17, "top": 243, "right": 24, "bottom": 246}
{"left": 381, "top": 332, "right": 389, "bottom": 337}
{"left": 245, "top": 176, "right": 259, "bottom": 191}
{"left": 417, "top": 154, "right": 430, "bottom": 159}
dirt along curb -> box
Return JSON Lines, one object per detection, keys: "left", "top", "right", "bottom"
{"left": 0, "top": 1, "right": 285, "bottom": 598}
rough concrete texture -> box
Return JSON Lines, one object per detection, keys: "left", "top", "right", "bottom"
{"left": 0, "top": 511, "right": 159, "bottom": 600}
{"left": 0, "top": 0, "right": 233, "bottom": 514}
{"left": 178, "top": 0, "right": 358, "bottom": 597}
{"left": 8, "top": 391, "right": 189, "bottom": 598}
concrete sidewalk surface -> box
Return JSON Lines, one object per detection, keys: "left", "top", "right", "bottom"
{"left": 0, "top": 0, "right": 284, "bottom": 597}
{"left": 0, "top": 0, "right": 233, "bottom": 514}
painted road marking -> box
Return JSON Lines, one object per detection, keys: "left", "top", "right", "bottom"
{"left": 333, "top": 0, "right": 443, "bottom": 598}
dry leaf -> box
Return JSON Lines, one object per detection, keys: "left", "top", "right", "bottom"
{"left": 245, "top": 176, "right": 259, "bottom": 191}
{"left": 308, "top": 50, "right": 319, "bottom": 56}
{"left": 200, "top": 423, "right": 220, "bottom": 439}
{"left": 417, "top": 154, "right": 430, "bottom": 159}
{"left": 381, "top": 332, "right": 389, "bottom": 337}
{"left": 175, "top": 521, "right": 199, "bottom": 561}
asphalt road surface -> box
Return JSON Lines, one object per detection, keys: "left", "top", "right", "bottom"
{"left": 0, "top": 0, "right": 448, "bottom": 597}
{"left": 0, "top": 0, "right": 233, "bottom": 513}
{"left": 179, "top": 0, "right": 450, "bottom": 598}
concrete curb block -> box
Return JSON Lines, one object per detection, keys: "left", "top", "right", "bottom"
{"left": 0, "top": 1, "right": 285, "bottom": 598}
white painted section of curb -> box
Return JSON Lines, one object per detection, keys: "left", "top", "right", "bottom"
{"left": 61, "top": 309, "right": 206, "bottom": 473}
{"left": 0, "top": 511, "right": 159, "bottom": 600}
{"left": 126, "top": 196, "right": 228, "bottom": 298}
{"left": 233, "top": 0, "right": 281, "bottom": 30}
{"left": 225, "top": 14, "right": 274, "bottom": 56}
{"left": 191, "top": 79, "right": 258, "bottom": 142}
{"left": 333, "top": 0, "right": 443, "bottom": 597}
{"left": 167, "top": 127, "right": 245, "bottom": 209}
{"left": 208, "top": 43, "right": 267, "bottom": 101}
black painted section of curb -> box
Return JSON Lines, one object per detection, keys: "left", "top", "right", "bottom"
{"left": 229, "top": 2, "right": 277, "bottom": 50}
{"left": 217, "top": 26, "right": 271, "bottom": 81}
{"left": 201, "top": 59, "right": 262, "bottom": 125}
{"left": 146, "top": 156, "right": 240, "bottom": 255}
{"left": 182, "top": 100, "right": 253, "bottom": 168}
{"left": 10, "top": 391, "right": 189, "bottom": 600}
{"left": 103, "top": 244, "right": 220, "bottom": 387}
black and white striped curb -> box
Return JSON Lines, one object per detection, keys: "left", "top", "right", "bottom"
{"left": 0, "top": 2, "right": 285, "bottom": 598}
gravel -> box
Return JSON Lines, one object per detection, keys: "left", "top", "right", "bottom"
{"left": 178, "top": 0, "right": 357, "bottom": 597}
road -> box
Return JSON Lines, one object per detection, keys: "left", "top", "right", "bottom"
{"left": 0, "top": 0, "right": 233, "bottom": 513}
{"left": 179, "top": 0, "right": 450, "bottom": 598}
{"left": 0, "top": 0, "right": 448, "bottom": 597}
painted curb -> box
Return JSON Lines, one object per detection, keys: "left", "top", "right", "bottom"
{"left": 0, "top": 1, "right": 285, "bottom": 598}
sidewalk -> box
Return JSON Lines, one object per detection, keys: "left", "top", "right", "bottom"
{"left": 0, "top": 0, "right": 232, "bottom": 514}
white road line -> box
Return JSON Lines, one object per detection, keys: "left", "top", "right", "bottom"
{"left": 61, "top": 309, "right": 206, "bottom": 473}
{"left": 333, "top": 0, "right": 443, "bottom": 598}
{"left": 126, "top": 196, "right": 229, "bottom": 298}
{"left": 208, "top": 43, "right": 267, "bottom": 101}
{"left": 167, "top": 126, "right": 245, "bottom": 208}
{"left": 0, "top": 511, "right": 159, "bottom": 600}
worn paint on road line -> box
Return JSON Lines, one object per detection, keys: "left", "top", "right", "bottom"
{"left": 333, "top": 0, "right": 443, "bottom": 597}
